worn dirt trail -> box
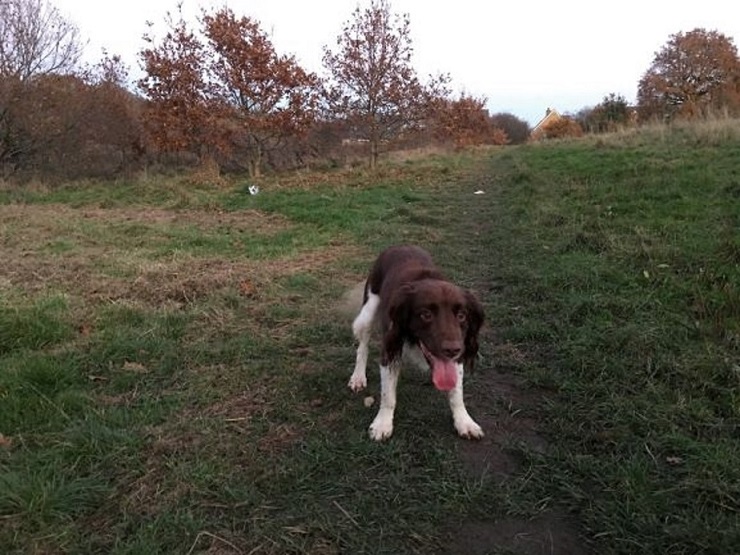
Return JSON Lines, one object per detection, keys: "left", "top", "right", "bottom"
{"left": 435, "top": 176, "right": 591, "bottom": 554}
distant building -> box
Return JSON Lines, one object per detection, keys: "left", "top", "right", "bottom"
{"left": 530, "top": 108, "right": 562, "bottom": 141}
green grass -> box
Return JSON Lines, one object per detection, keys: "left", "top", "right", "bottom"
{"left": 480, "top": 131, "right": 739, "bottom": 553}
{"left": 1, "top": 126, "right": 738, "bottom": 553}
{"left": 0, "top": 295, "right": 75, "bottom": 355}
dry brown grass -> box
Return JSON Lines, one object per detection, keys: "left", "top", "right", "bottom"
{"left": 580, "top": 115, "right": 740, "bottom": 148}
{"left": 2, "top": 246, "right": 361, "bottom": 306}
{"left": 0, "top": 203, "right": 291, "bottom": 237}
{"left": 0, "top": 202, "right": 293, "bottom": 301}
{"left": 255, "top": 149, "right": 485, "bottom": 192}
{"left": 0, "top": 202, "right": 359, "bottom": 308}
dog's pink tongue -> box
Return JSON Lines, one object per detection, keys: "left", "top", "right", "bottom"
{"left": 431, "top": 357, "right": 458, "bottom": 391}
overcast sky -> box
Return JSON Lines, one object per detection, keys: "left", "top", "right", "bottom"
{"left": 54, "top": 0, "right": 740, "bottom": 125}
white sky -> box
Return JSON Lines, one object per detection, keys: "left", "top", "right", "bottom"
{"left": 54, "top": 0, "right": 740, "bottom": 125}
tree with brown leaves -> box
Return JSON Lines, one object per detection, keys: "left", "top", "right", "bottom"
{"left": 82, "top": 53, "right": 145, "bottom": 177}
{"left": 323, "top": 0, "right": 448, "bottom": 168}
{"left": 139, "top": 6, "right": 319, "bottom": 178}
{"left": 637, "top": 28, "right": 740, "bottom": 120}
{"left": 432, "top": 93, "right": 508, "bottom": 148}
{"left": 139, "top": 8, "right": 220, "bottom": 163}
{"left": 1, "top": 68, "right": 144, "bottom": 178}
{"left": 202, "top": 7, "right": 319, "bottom": 177}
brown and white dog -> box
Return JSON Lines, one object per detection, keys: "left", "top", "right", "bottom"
{"left": 348, "top": 245, "right": 485, "bottom": 440}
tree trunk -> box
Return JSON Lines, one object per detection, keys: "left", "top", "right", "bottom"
{"left": 369, "top": 120, "right": 379, "bottom": 169}
{"left": 247, "top": 139, "right": 262, "bottom": 178}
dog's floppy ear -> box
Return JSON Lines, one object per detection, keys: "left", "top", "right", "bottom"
{"left": 463, "top": 289, "right": 485, "bottom": 369}
{"left": 382, "top": 283, "right": 415, "bottom": 365}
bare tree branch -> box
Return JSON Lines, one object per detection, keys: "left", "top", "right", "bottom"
{"left": 0, "top": 0, "right": 84, "bottom": 80}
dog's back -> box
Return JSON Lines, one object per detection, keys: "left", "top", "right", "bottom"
{"left": 365, "top": 245, "right": 443, "bottom": 303}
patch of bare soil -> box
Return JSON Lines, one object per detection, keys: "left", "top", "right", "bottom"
{"left": 450, "top": 513, "right": 589, "bottom": 555}
{"left": 442, "top": 335, "right": 591, "bottom": 554}
{"left": 457, "top": 367, "right": 547, "bottom": 479}
{"left": 201, "top": 380, "right": 275, "bottom": 422}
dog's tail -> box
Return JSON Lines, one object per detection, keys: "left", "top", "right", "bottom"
{"left": 338, "top": 280, "right": 367, "bottom": 320}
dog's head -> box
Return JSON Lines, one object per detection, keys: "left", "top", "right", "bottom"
{"left": 382, "top": 279, "right": 484, "bottom": 389}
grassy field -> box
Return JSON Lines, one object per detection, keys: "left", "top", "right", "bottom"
{"left": 1, "top": 120, "right": 738, "bottom": 554}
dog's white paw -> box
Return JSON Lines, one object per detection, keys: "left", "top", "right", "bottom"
{"left": 348, "top": 372, "right": 367, "bottom": 392}
{"left": 369, "top": 412, "right": 394, "bottom": 441}
{"left": 454, "top": 417, "right": 484, "bottom": 440}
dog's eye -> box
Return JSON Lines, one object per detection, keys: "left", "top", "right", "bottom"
{"left": 419, "top": 309, "right": 433, "bottom": 322}
{"left": 456, "top": 311, "right": 467, "bottom": 323}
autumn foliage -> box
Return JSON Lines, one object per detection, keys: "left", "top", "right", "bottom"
{"left": 5, "top": 1, "right": 740, "bottom": 181}
{"left": 638, "top": 28, "right": 740, "bottom": 120}
{"left": 139, "top": 11, "right": 216, "bottom": 159}
{"left": 1, "top": 55, "right": 142, "bottom": 178}
{"left": 203, "top": 8, "right": 319, "bottom": 177}
{"left": 539, "top": 116, "right": 584, "bottom": 140}
{"left": 139, "top": 6, "right": 319, "bottom": 177}
{"left": 432, "top": 94, "right": 508, "bottom": 148}
{"left": 0, "top": 0, "right": 127, "bottom": 178}
{"left": 322, "top": 0, "right": 449, "bottom": 168}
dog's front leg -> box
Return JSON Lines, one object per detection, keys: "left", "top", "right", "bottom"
{"left": 348, "top": 292, "right": 379, "bottom": 392}
{"left": 448, "top": 363, "right": 484, "bottom": 439}
{"left": 369, "top": 362, "right": 399, "bottom": 440}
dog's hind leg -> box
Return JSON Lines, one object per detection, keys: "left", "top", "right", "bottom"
{"left": 448, "top": 363, "right": 484, "bottom": 439}
{"left": 348, "top": 291, "right": 379, "bottom": 392}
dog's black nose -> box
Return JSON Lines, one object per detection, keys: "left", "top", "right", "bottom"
{"left": 441, "top": 343, "right": 462, "bottom": 359}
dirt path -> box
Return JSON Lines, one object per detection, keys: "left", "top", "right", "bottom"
{"left": 434, "top": 174, "right": 591, "bottom": 554}
{"left": 445, "top": 352, "right": 589, "bottom": 555}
